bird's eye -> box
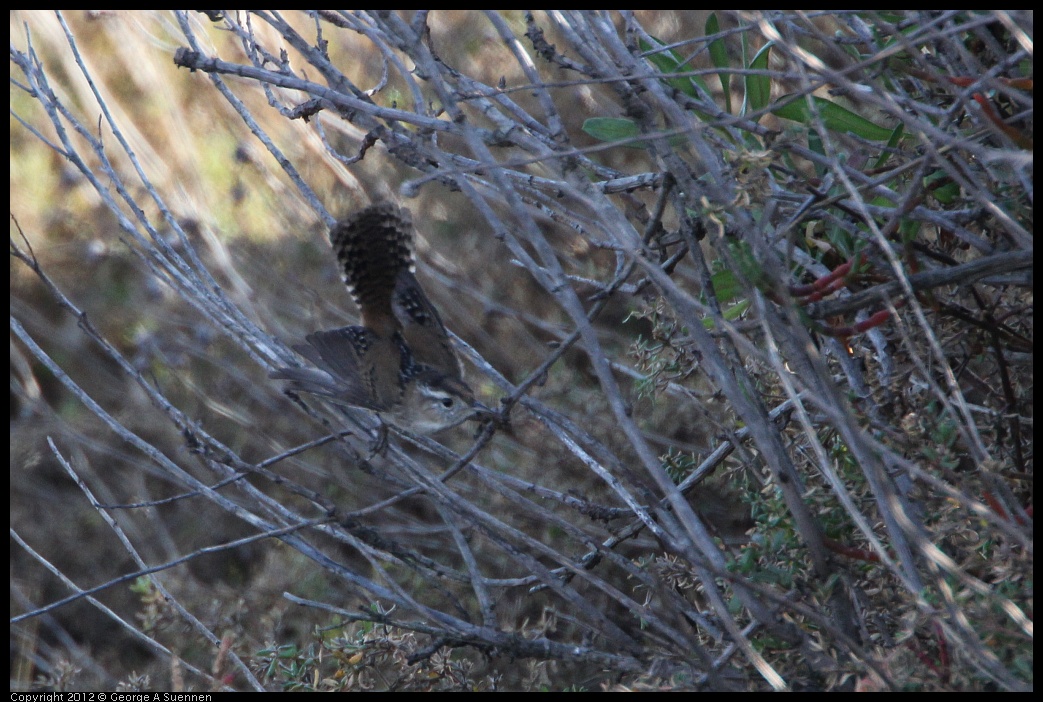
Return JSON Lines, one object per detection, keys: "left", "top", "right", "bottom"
{"left": 441, "top": 397, "right": 455, "bottom": 408}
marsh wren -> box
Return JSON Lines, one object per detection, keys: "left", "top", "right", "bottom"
{"left": 272, "top": 202, "right": 486, "bottom": 434}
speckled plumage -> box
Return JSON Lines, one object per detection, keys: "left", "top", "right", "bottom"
{"left": 272, "top": 202, "right": 484, "bottom": 434}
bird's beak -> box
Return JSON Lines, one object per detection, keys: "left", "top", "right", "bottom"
{"left": 470, "top": 399, "right": 496, "bottom": 418}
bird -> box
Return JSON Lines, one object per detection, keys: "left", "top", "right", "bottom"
{"left": 271, "top": 202, "right": 488, "bottom": 436}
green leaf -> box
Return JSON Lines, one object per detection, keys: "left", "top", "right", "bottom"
{"left": 924, "top": 169, "right": 960, "bottom": 204}
{"left": 582, "top": 117, "right": 688, "bottom": 149}
{"left": 707, "top": 267, "right": 741, "bottom": 304}
{"left": 639, "top": 36, "right": 709, "bottom": 99}
{"left": 705, "top": 13, "right": 732, "bottom": 114}
{"left": 773, "top": 94, "right": 895, "bottom": 141}
{"left": 899, "top": 218, "right": 921, "bottom": 242}
{"left": 872, "top": 122, "right": 905, "bottom": 169}
{"left": 582, "top": 116, "right": 640, "bottom": 143}
{"left": 744, "top": 41, "right": 774, "bottom": 117}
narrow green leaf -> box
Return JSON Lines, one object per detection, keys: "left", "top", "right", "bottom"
{"left": 582, "top": 117, "right": 640, "bottom": 143}
{"left": 924, "top": 170, "right": 960, "bottom": 204}
{"left": 581, "top": 117, "right": 688, "bottom": 149}
{"left": 745, "top": 41, "right": 774, "bottom": 117}
{"left": 701, "top": 299, "right": 750, "bottom": 329}
{"left": 773, "top": 94, "right": 895, "bottom": 141}
{"left": 873, "top": 123, "right": 905, "bottom": 169}
{"left": 639, "top": 36, "right": 709, "bottom": 99}
{"left": 707, "top": 268, "right": 741, "bottom": 304}
{"left": 705, "top": 13, "right": 732, "bottom": 114}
